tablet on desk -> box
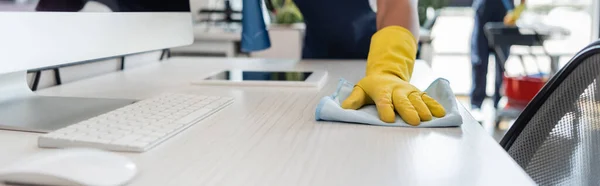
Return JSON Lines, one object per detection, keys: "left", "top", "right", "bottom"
{"left": 193, "top": 70, "right": 328, "bottom": 88}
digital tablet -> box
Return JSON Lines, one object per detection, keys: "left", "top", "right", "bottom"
{"left": 192, "top": 69, "right": 328, "bottom": 88}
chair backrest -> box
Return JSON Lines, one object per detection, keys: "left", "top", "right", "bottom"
{"left": 501, "top": 40, "right": 600, "bottom": 185}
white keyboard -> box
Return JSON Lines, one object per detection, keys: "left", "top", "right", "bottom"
{"left": 38, "top": 93, "right": 233, "bottom": 152}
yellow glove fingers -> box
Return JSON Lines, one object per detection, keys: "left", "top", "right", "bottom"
{"left": 422, "top": 94, "right": 446, "bottom": 118}
{"left": 408, "top": 92, "right": 433, "bottom": 121}
{"left": 505, "top": 5, "right": 525, "bottom": 26}
{"left": 376, "top": 103, "right": 396, "bottom": 123}
{"left": 392, "top": 90, "right": 420, "bottom": 126}
{"left": 373, "top": 92, "right": 396, "bottom": 123}
{"left": 341, "top": 86, "right": 371, "bottom": 110}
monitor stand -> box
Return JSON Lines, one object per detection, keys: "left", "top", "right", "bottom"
{"left": 0, "top": 71, "right": 137, "bottom": 133}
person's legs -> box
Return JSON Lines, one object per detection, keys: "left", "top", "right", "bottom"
{"left": 470, "top": 14, "right": 490, "bottom": 109}
{"left": 491, "top": 7, "right": 509, "bottom": 108}
{"left": 493, "top": 46, "right": 510, "bottom": 108}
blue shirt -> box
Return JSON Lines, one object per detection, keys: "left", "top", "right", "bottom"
{"left": 294, "top": 0, "right": 377, "bottom": 59}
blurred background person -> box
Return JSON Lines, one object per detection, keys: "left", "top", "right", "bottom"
{"left": 470, "top": 0, "right": 525, "bottom": 120}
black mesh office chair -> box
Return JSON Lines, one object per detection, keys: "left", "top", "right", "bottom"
{"left": 500, "top": 40, "right": 600, "bottom": 185}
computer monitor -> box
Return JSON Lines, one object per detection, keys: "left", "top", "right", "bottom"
{"left": 0, "top": 0, "right": 193, "bottom": 132}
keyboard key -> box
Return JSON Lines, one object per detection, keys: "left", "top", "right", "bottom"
{"left": 118, "top": 125, "right": 138, "bottom": 131}
{"left": 101, "top": 133, "right": 124, "bottom": 141}
{"left": 125, "top": 121, "right": 145, "bottom": 126}
{"left": 164, "top": 109, "right": 179, "bottom": 113}
{"left": 137, "top": 118, "right": 156, "bottom": 123}
{"left": 147, "top": 115, "right": 163, "bottom": 120}
{"left": 155, "top": 112, "right": 172, "bottom": 117}
{"left": 107, "top": 129, "right": 129, "bottom": 136}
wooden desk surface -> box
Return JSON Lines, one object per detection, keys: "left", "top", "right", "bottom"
{"left": 0, "top": 57, "right": 535, "bottom": 186}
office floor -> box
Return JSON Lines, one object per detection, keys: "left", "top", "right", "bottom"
{"left": 456, "top": 96, "right": 512, "bottom": 141}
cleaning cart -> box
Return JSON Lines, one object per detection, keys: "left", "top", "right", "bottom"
{"left": 483, "top": 22, "right": 569, "bottom": 127}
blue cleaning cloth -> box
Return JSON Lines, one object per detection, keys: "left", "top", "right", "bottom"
{"left": 241, "top": 0, "right": 271, "bottom": 52}
{"left": 315, "top": 78, "right": 463, "bottom": 127}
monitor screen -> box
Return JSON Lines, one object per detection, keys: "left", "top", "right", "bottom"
{"left": 0, "top": 0, "right": 190, "bottom": 12}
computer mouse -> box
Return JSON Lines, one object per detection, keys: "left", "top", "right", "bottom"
{"left": 0, "top": 148, "right": 137, "bottom": 186}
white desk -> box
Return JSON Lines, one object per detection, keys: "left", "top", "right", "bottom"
{"left": 0, "top": 58, "right": 535, "bottom": 186}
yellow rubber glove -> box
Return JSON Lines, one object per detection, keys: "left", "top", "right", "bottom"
{"left": 504, "top": 4, "right": 526, "bottom": 26}
{"left": 341, "top": 26, "right": 446, "bottom": 126}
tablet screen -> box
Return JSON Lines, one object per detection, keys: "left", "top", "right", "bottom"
{"left": 205, "top": 71, "right": 313, "bottom": 82}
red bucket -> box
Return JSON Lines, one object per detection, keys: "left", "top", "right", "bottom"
{"left": 503, "top": 75, "right": 547, "bottom": 108}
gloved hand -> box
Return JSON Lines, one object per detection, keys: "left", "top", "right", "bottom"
{"left": 341, "top": 26, "right": 446, "bottom": 126}
{"left": 504, "top": 4, "right": 526, "bottom": 26}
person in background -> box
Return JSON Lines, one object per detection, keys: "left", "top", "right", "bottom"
{"left": 470, "top": 0, "right": 525, "bottom": 120}
{"left": 242, "top": 0, "right": 446, "bottom": 125}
